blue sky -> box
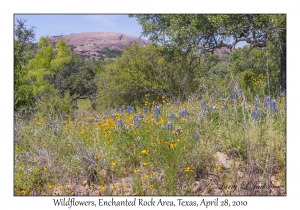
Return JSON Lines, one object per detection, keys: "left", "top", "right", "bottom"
{"left": 14, "top": 14, "right": 146, "bottom": 40}
{"left": 14, "top": 14, "right": 247, "bottom": 48}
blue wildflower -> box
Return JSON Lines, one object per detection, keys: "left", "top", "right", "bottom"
{"left": 140, "top": 143, "right": 145, "bottom": 147}
{"left": 134, "top": 122, "right": 139, "bottom": 129}
{"left": 87, "top": 118, "right": 93, "bottom": 124}
{"left": 133, "top": 116, "right": 140, "bottom": 129}
{"left": 117, "top": 120, "right": 122, "bottom": 129}
{"left": 181, "top": 108, "right": 188, "bottom": 117}
{"left": 253, "top": 110, "right": 259, "bottom": 120}
{"left": 127, "top": 106, "right": 134, "bottom": 113}
{"left": 201, "top": 100, "right": 207, "bottom": 108}
{"left": 170, "top": 113, "right": 175, "bottom": 120}
{"left": 155, "top": 105, "right": 161, "bottom": 114}
{"left": 154, "top": 113, "right": 159, "bottom": 122}
{"left": 264, "top": 96, "right": 271, "bottom": 107}
{"left": 231, "top": 90, "right": 238, "bottom": 99}
{"left": 119, "top": 107, "right": 125, "bottom": 113}
{"left": 212, "top": 106, "right": 217, "bottom": 112}
{"left": 195, "top": 134, "right": 200, "bottom": 141}
{"left": 143, "top": 106, "right": 147, "bottom": 114}
{"left": 270, "top": 100, "right": 277, "bottom": 111}
{"left": 167, "top": 121, "right": 173, "bottom": 130}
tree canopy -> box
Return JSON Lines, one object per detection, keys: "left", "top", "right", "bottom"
{"left": 14, "top": 19, "right": 36, "bottom": 111}
{"left": 130, "top": 14, "right": 286, "bottom": 93}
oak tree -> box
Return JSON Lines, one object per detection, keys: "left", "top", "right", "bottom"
{"left": 131, "top": 14, "right": 286, "bottom": 93}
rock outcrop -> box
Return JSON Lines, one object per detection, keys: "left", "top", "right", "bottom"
{"left": 49, "top": 32, "right": 150, "bottom": 60}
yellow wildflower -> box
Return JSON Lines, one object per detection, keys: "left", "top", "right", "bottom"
{"left": 168, "top": 141, "right": 176, "bottom": 149}
{"left": 141, "top": 148, "right": 149, "bottom": 155}
{"left": 160, "top": 118, "right": 166, "bottom": 124}
{"left": 21, "top": 189, "right": 27, "bottom": 195}
{"left": 111, "top": 161, "right": 117, "bottom": 167}
{"left": 142, "top": 174, "right": 150, "bottom": 179}
{"left": 94, "top": 155, "right": 99, "bottom": 161}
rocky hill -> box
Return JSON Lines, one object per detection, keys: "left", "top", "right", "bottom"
{"left": 49, "top": 32, "right": 150, "bottom": 60}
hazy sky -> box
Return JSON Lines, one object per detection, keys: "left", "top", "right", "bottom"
{"left": 14, "top": 14, "right": 247, "bottom": 48}
{"left": 14, "top": 14, "right": 146, "bottom": 40}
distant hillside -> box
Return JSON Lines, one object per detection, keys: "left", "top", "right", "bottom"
{"left": 49, "top": 32, "right": 150, "bottom": 60}
{"left": 214, "top": 46, "right": 236, "bottom": 55}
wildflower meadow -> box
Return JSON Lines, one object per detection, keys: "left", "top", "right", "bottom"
{"left": 14, "top": 14, "right": 286, "bottom": 196}
{"left": 14, "top": 92, "right": 286, "bottom": 196}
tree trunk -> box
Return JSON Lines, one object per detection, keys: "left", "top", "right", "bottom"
{"left": 280, "top": 47, "right": 286, "bottom": 95}
{"left": 280, "top": 29, "right": 286, "bottom": 95}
